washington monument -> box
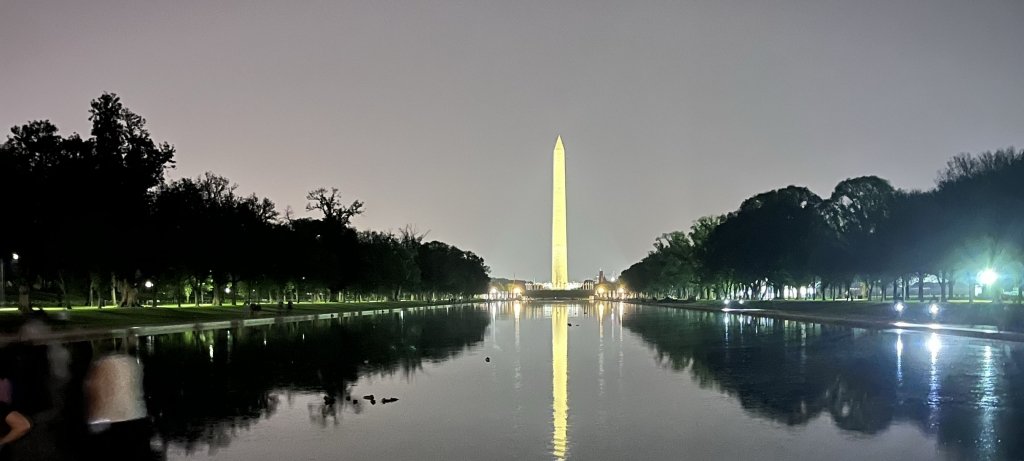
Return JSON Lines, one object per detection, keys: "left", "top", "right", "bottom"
{"left": 551, "top": 135, "right": 569, "bottom": 289}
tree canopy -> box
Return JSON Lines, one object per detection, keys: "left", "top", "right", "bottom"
{"left": 621, "top": 149, "right": 1024, "bottom": 303}
{"left": 1, "top": 93, "right": 490, "bottom": 311}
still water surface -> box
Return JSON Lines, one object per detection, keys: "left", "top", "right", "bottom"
{"left": 24, "top": 302, "right": 1024, "bottom": 460}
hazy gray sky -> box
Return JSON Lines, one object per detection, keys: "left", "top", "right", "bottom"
{"left": 3, "top": 0, "right": 1023, "bottom": 281}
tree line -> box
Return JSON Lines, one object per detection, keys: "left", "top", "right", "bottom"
{"left": 621, "top": 148, "right": 1024, "bottom": 303}
{"left": 1, "top": 93, "right": 490, "bottom": 311}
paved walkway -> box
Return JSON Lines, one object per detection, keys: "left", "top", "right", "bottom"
{"left": 0, "top": 304, "right": 467, "bottom": 345}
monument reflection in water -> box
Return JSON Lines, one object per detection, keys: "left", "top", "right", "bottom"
{"left": 551, "top": 305, "right": 568, "bottom": 460}
{"left": 21, "top": 302, "right": 1021, "bottom": 460}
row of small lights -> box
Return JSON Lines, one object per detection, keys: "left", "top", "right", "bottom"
{"left": 893, "top": 268, "right": 998, "bottom": 317}
{"left": 720, "top": 269, "right": 1001, "bottom": 316}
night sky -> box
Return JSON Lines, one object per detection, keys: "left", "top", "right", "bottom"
{"left": 3, "top": 0, "right": 1023, "bottom": 282}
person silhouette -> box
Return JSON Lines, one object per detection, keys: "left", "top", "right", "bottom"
{"left": 83, "top": 354, "right": 158, "bottom": 460}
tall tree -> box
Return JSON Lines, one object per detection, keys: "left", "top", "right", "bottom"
{"left": 306, "top": 187, "right": 364, "bottom": 226}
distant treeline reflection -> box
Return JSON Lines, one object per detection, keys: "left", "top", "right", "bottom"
{"left": 624, "top": 309, "right": 1024, "bottom": 460}
{"left": 138, "top": 305, "right": 489, "bottom": 454}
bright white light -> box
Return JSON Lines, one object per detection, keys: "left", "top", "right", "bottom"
{"left": 144, "top": 280, "right": 154, "bottom": 289}
{"left": 894, "top": 302, "right": 905, "bottom": 313}
{"left": 738, "top": 299, "right": 745, "bottom": 305}
{"left": 11, "top": 253, "right": 19, "bottom": 261}
{"left": 225, "top": 287, "right": 231, "bottom": 294}
{"left": 723, "top": 299, "right": 731, "bottom": 306}
{"left": 489, "top": 287, "right": 497, "bottom": 294}
{"left": 929, "top": 303, "right": 939, "bottom": 316}
{"left": 927, "top": 333, "right": 942, "bottom": 357}
{"left": 977, "top": 269, "right": 998, "bottom": 286}
{"left": 895, "top": 333, "right": 904, "bottom": 382}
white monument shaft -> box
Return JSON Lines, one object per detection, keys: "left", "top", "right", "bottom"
{"left": 551, "top": 135, "right": 569, "bottom": 289}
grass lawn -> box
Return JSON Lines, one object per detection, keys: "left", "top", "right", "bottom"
{"left": 0, "top": 299, "right": 479, "bottom": 333}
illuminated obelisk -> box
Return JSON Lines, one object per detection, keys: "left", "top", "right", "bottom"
{"left": 551, "top": 136, "right": 569, "bottom": 289}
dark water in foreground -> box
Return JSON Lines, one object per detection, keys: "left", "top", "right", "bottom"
{"left": 6, "top": 302, "right": 1024, "bottom": 460}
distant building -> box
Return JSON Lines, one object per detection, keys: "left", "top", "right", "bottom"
{"left": 529, "top": 281, "right": 550, "bottom": 291}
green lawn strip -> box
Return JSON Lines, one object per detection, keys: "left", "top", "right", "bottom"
{"left": 0, "top": 300, "right": 477, "bottom": 333}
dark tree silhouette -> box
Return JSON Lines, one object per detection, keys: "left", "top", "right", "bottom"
{"left": 0, "top": 94, "right": 491, "bottom": 311}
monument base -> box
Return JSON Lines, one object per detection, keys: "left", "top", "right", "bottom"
{"left": 526, "top": 289, "right": 592, "bottom": 300}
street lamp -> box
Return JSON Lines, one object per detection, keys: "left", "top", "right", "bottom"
{"left": 977, "top": 269, "right": 998, "bottom": 286}
{"left": 144, "top": 280, "right": 155, "bottom": 308}
{"left": 977, "top": 269, "right": 998, "bottom": 300}
{"left": 1, "top": 253, "right": 20, "bottom": 307}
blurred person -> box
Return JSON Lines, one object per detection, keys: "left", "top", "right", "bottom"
{"left": 0, "top": 401, "right": 31, "bottom": 460}
{"left": 0, "top": 349, "right": 11, "bottom": 405}
{"left": 83, "top": 354, "right": 158, "bottom": 460}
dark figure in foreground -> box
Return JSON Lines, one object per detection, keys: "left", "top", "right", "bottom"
{"left": 0, "top": 403, "right": 32, "bottom": 459}
{"left": 84, "top": 354, "right": 159, "bottom": 461}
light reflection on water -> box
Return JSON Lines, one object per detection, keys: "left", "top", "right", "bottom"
{"left": 18, "top": 302, "right": 1021, "bottom": 461}
{"left": 551, "top": 306, "right": 568, "bottom": 460}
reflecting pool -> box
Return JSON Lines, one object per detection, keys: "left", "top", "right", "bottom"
{"left": 6, "top": 302, "right": 1024, "bottom": 460}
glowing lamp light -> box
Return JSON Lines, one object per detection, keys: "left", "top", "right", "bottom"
{"left": 927, "top": 333, "right": 942, "bottom": 356}
{"left": 894, "top": 302, "right": 905, "bottom": 313}
{"left": 929, "top": 303, "right": 940, "bottom": 316}
{"left": 513, "top": 287, "right": 523, "bottom": 295}
{"left": 977, "top": 269, "right": 998, "bottom": 286}
{"left": 225, "top": 287, "right": 231, "bottom": 294}
{"left": 738, "top": 299, "right": 745, "bottom": 305}
{"left": 723, "top": 299, "right": 731, "bottom": 306}
{"left": 11, "top": 253, "right": 19, "bottom": 261}
{"left": 144, "top": 280, "right": 154, "bottom": 289}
